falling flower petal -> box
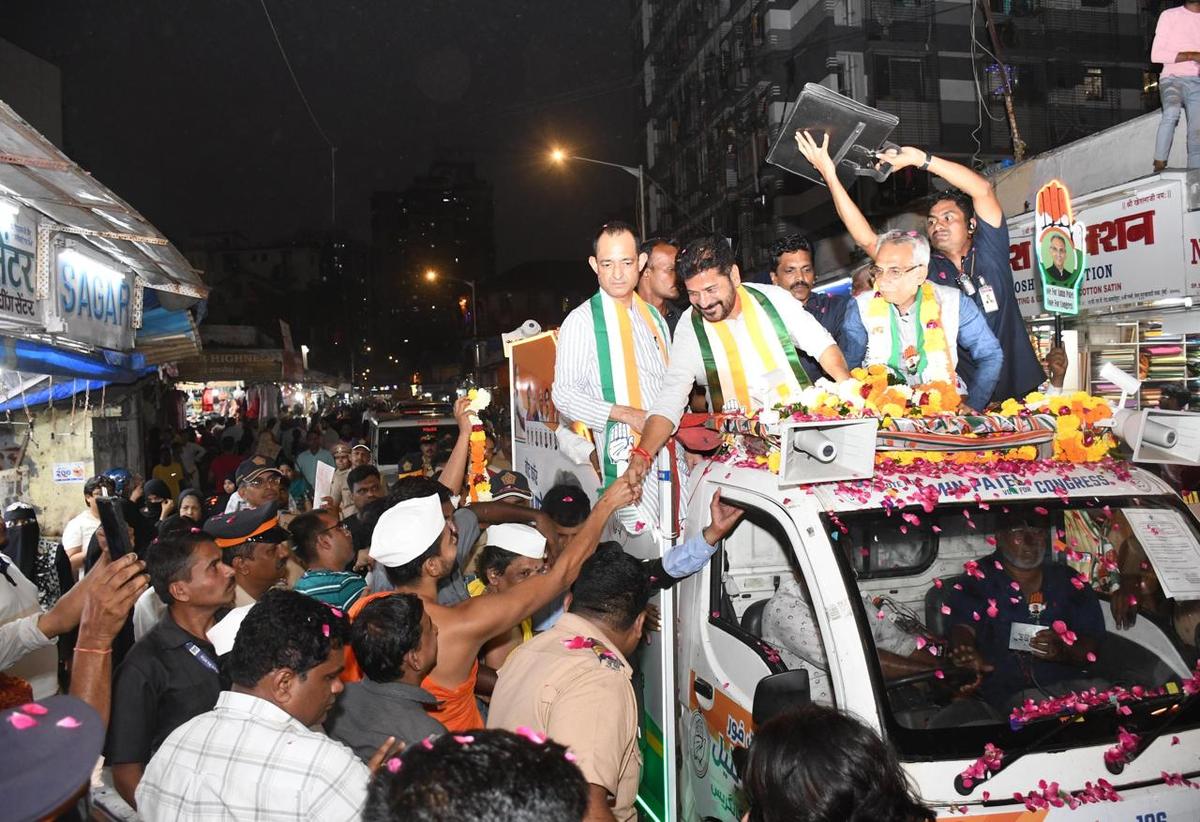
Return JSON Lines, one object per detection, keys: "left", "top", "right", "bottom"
{"left": 987, "top": 599, "right": 999, "bottom": 618}
{"left": 55, "top": 716, "right": 82, "bottom": 729}
{"left": 1086, "top": 652, "right": 1097, "bottom": 663}
{"left": 941, "top": 604, "right": 952, "bottom": 615}
{"left": 19, "top": 703, "right": 48, "bottom": 716}
{"left": 453, "top": 735, "right": 475, "bottom": 744}
{"left": 935, "top": 670, "right": 945, "bottom": 679}
{"left": 386, "top": 757, "right": 402, "bottom": 773}
{"left": 565, "top": 751, "right": 579, "bottom": 763}
{"left": 915, "top": 636, "right": 928, "bottom": 650}
{"left": 321, "top": 624, "right": 330, "bottom": 638}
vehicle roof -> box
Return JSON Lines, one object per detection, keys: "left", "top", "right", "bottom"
{"left": 374, "top": 415, "right": 457, "bottom": 429}
{"left": 702, "top": 459, "right": 1176, "bottom": 514}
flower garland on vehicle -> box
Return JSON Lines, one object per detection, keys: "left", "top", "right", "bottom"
{"left": 998, "top": 390, "right": 1115, "bottom": 463}
{"left": 466, "top": 388, "right": 492, "bottom": 502}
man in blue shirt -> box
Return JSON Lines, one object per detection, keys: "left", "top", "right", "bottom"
{"left": 794, "top": 132, "right": 1045, "bottom": 405}
{"left": 770, "top": 233, "right": 867, "bottom": 376}
{"left": 947, "top": 511, "right": 1105, "bottom": 709}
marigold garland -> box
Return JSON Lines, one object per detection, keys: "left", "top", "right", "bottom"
{"left": 466, "top": 388, "right": 492, "bottom": 503}
{"left": 864, "top": 282, "right": 955, "bottom": 387}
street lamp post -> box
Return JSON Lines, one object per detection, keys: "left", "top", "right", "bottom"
{"left": 550, "top": 149, "right": 647, "bottom": 239}
{"left": 425, "top": 269, "right": 480, "bottom": 379}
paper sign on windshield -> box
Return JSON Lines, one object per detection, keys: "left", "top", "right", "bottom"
{"left": 1121, "top": 507, "right": 1200, "bottom": 600}
{"left": 1034, "top": 179, "right": 1087, "bottom": 315}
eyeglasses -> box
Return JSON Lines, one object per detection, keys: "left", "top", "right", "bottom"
{"left": 318, "top": 521, "right": 352, "bottom": 537}
{"left": 247, "top": 475, "right": 282, "bottom": 488}
{"left": 868, "top": 264, "right": 923, "bottom": 281}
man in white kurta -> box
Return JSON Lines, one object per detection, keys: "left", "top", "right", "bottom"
{"left": 553, "top": 222, "right": 671, "bottom": 530}
{"left": 626, "top": 235, "right": 850, "bottom": 486}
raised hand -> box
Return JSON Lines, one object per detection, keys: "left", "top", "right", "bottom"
{"left": 794, "top": 130, "right": 838, "bottom": 180}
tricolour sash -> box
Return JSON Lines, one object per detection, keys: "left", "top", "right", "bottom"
{"left": 590, "top": 291, "right": 669, "bottom": 487}
{"left": 693, "top": 285, "right": 810, "bottom": 413}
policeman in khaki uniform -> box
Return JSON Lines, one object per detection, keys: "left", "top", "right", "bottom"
{"left": 488, "top": 543, "right": 650, "bottom": 822}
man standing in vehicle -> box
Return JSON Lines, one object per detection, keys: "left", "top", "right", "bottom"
{"left": 623, "top": 234, "right": 849, "bottom": 488}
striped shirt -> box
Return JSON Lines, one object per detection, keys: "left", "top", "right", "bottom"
{"left": 552, "top": 291, "right": 669, "bottom": 433}
{"left": 294, "top": 569, "right": 366, "bottom": 611}
{"left": 136, "top": 690, "right": 369, "bottom": 822}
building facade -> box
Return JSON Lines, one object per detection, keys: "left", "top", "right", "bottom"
{"left": 183, "top": 232, "right": 365, "bottom": 377}
{"left": 633, "top": 0, "right": 1154, "bottom": 274}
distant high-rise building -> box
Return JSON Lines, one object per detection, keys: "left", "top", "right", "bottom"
{"left": 370, "top": 160, "right": 496, "bottom": 381}
{"left": 633, "top": 0, "right": 1153, "bottom": 273}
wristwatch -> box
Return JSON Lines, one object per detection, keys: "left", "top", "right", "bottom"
{"left": 920, "top": 152, "right": 933, "bottom": 172}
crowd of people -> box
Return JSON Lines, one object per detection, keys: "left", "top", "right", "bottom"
{"left": 0, "top": 132, "right": 1195, "bottom": 822}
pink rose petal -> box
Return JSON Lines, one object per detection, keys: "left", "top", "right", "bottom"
{"left": 7, "top": 712, "right": 36, "bottom": 730}
{"left": 386, "top": 756, "right": 402, "bottom": 772}
{"left": 19, "top": 703, "right": 47, "bottom": 716}
{"left": 55, "top": 716, "right": 82, "bottom": 729}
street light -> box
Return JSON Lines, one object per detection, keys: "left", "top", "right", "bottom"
{"left": 549, "top": 146, "right": 646, "bottom": 240}
{"left": 424, "top": 269, "right": 481, "bottom": 378}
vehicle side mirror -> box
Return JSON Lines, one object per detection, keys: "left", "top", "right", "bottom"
{"left": 752, "top": 668, "right": 810, "bottom": 728}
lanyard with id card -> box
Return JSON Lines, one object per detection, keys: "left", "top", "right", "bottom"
{"left": 960, "top": 253, "right": 999, "bottom": 314}
{"left": 186, "top": 641, "right": 220, "bottom": 674}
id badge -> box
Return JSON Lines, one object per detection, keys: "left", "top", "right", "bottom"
{"left": 979, "top": 284, "right": 999, "bottom": 313}
{"left": 1008, "top": 621, "right": 1042, "bottom": 652}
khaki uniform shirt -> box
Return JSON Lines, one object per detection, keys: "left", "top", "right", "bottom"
{"left": 487, "top": 612, "right": 640, "bottom": 821}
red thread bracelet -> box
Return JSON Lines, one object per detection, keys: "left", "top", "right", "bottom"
{"left": 631, "top": 447, "right": 652, "bottom": 463}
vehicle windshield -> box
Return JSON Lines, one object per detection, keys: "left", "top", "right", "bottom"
{"left": 824, "top": 496, "right": 1200, "bottom": 759}
{"left": 375, "top": 422, "right": 458, "bottom": 468}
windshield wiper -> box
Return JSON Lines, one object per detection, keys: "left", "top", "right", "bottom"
{"left": 954, "top": 710, "right": 1087, "bottom": 795}
{"left": 1105, "top": 688, "right": 1198, "bottom": 774}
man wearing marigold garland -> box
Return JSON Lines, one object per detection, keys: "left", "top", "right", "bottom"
{"left": 553, "top": 221, "right": 673, "bottom": 527}
{"left": 624, "top": 235, "right": 850, "bottom": 487}
{"left": 795, "top": 130, "right": 1045, "bottom": 406}
{"left": 857, "top": 231, "right": 1003, "bottom": 413}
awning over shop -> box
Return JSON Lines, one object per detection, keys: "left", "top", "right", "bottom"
{"left": 0, "top": 99, "right": 207, "bottom": 300}
{"left": 135, "top": 290, "right": 202, "bottom": 364}
{"left": 0, "top": 376, "right": 106, "bottom": 414}
{"left": 0, "top": 336, "right": 147, "bottom": 383}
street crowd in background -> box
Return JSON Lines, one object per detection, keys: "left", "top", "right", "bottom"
{"left": 2, "top": 136, "right": 1200, "bottom": 822}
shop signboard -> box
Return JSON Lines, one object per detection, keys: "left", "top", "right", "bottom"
{"left": 1182, "top": 209, "right": 1200, "bottom": 297}
{"left": 174, "top": 349, "right": 284, "bottom": 382}
{"left": 50, "top": 247, "right": 135, "bottom": 351}
{"left": 0, "top": 198, "right": 43, "bottom": 328}
{"left": 1010, "top": 181, "right": 1184, "bottom": 318}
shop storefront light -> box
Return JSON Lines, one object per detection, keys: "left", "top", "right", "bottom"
{"left": 1152, "top": 297, "right": 1193, "bottom": 308}
{"left": 59, "top": 248, "right": 125, "bottom": 283}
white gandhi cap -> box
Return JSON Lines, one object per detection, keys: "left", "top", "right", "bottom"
{"left": 369, "top": 493, "right": 445, "bottom": 567}
{"left": 485, "top": 523, "right": 546, "bottom": 560}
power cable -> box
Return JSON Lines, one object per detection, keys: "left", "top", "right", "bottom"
{"left": 259, "top": 0, "right": 338, "bottom": 225}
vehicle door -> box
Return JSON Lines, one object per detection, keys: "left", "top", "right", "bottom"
{"left": 675, "top": 480, "right": 872, "bottom": 821}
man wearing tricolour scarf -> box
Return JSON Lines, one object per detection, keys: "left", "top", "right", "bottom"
{"left": 855, "top": 231, "right": 1003, "bottom": 413}
{"left": 625, "top": 234, "right": 850, "bottom": 487}
{"left": 553, "top": 220, "right": 672, "bottom": 529}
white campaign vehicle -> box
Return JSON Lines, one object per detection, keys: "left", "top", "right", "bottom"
{"left": 508, "top": 333, "right": 1200, "bottom": 822}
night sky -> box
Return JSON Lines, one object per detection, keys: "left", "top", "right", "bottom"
{"left": 6, "top": 1, "right": 638, "bottom": 273}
